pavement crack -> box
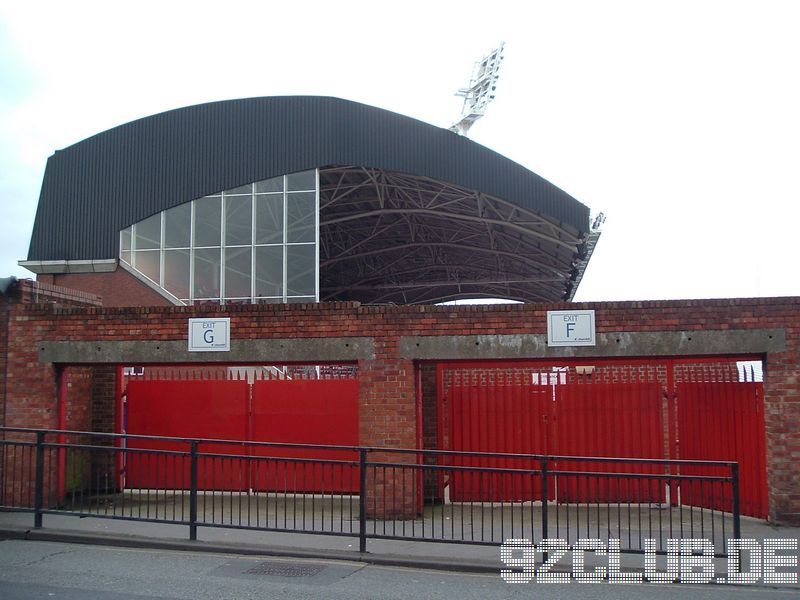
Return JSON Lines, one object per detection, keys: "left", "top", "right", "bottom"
{"left": 340, "top": 563, "right": 369, "bottom": 579}
{"left": 25, "top": 549, "right": 74, "bottom": 566}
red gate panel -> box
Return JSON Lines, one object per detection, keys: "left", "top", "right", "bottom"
{"left": 445, "top": 369, "right": 665, "bottom": 503}
{"left": 251, "top": 378, "right": 359, "bottom": 493}
{"left": 676, "top": 381, "right": 768, "bottom": 519}
{"left": 125, "top": 372, "right": 359, "bottom": 493}
{"left": 448, "top": 378, "right": 553, "bottom": 502}
{"left": 553, "top": 382, "right": 665, "bottom": 503}
{"left": 125, "top": 379, "right": 249, "bottom": 490}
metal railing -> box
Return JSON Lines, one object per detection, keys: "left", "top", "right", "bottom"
{"left": 0, "top": 428, "right": 741, "bottom": 555}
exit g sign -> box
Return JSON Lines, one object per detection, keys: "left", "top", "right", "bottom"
{"left": 547, "top": 310, "right": 596, "bottom": 347}
{"left": 188, "top": 318, "right": 230, "bottom": 352}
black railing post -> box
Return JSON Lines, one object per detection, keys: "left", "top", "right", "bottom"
{"left": 34, "top": 431, "right": 45, "bottom": 528}
{"left": 541, "top": 457, "right": 548, "bottom": 549}
{"left": 358, "top": 448, "right": 367, "bottom": 553}
{"left": 731, "top": 462, "right": 741, "bottom": 540}
{"left": 189, "top": 440, "right": 198, "bottom": 541}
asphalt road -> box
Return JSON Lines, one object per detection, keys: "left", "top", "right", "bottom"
{"left": 0, "top": 539, "right": 797, "bottom": 600}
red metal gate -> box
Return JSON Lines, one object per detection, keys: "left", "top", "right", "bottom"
{"left": 251, "top": 377, "right": 359, "bottom": 493}
{"left": 674, "top": 363, "right": 768, "bottom": 519}
{"left": 553, "top": 380, "right": 665, "bottom": 503}
{"left": 447, "top": 373, "right": 552, "bottom": 502}
{"left": 124, "top": 366, "right": 359, "bottom": 491}
{"left": 443, "top": 364, "right": 665, "bottom": 502}
{"left": 125, "top": 377, "right": 249, "bottom": 490}
{"left": 439, "top": 359, "right": 767, "bottom": 517}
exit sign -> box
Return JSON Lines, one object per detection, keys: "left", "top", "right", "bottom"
{"left": 188, "top": 318, "right": 230, "bottom": 352}
{"left": 547, "top": 310, "right": 596, "bottom": 347}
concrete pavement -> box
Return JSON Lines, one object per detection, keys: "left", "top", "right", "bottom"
{"left": 0, "top": 508, "right": 798, "bottom": 580}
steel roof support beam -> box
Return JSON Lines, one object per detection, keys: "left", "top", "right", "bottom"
{"left": 317, "top": 165, "right": 588, "bottom": 303}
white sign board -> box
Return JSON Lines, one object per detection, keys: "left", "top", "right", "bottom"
{"left": 547, "top": 310, "right": 596, "bottom": 347}
{"left": 188, "top": 318, "right": 230, "bottom": 352}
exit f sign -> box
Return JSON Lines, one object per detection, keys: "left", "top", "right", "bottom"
{"left": 547, "top": 310, "right": 596, "bottom": 347}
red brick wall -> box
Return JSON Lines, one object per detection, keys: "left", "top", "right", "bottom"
{"left": 1, "top": 296, "right": 799, "bottom": 522}
{"left": 0, "top": 281, "right": 102, "bottom": 506}
{"left": 39, "top": 268, "right": 172, "bottom": 307}
{"left": 0, "top": 298, "right": 8, "bottom": 429}
{"left": 1, "top": 280, "right": 100, "bottom": 433}
{"left": 65, "top": 367, "right": 93, "bottom": 432}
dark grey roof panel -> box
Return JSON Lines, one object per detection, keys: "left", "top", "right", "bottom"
{"left": 27, "top": 96, "right": 589, "bottom": 261}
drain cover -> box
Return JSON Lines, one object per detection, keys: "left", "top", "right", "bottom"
{"left": 244, "top": 562, "right": 325, "bottom": 577}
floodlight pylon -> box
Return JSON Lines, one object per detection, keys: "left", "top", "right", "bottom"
{"left": 449, "top": 42, "right": 505, "bottom": 136}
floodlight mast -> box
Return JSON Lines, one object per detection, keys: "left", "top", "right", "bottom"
{"left": 449, "top": 42, "right": 505, "bottom": 136}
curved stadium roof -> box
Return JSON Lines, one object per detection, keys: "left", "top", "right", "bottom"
{"left": 26, "top": 96, "right": 596, "bottom": 304}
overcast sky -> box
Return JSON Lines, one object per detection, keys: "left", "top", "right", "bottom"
{"left": 1, "top": 1, "right": 798, "bottom": 302}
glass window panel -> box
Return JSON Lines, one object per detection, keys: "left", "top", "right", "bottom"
{"left": 133, "top": 250, "right": 160, "bottom": 283}
{"left": 255, "top": 176, "right": 283, "bottom": 193}
{"left": 121, "top": 227, "right": 132, "bottom": 253}
{"left": 164, "top": 203, "right": 191, "bottom": 248}
{"left": 194, "top": 196, "right": 221, "bottom": 247}
{"left": 287, "top": 296, "right": 317, "bottom": 304}
{"left": 227, "top": 183, "right": 252, "bottom": 195}
{"left": 286, "top": 244, "right": 316, "bottom": 297}
{"left": 224, "top": 247, "right": 252, "bottom": 299}
{"left": 255, "top": 246, "right": 283, "bottom": 297}
{"left": 135, "top": 214, "right": 161, "bottom": 249}
{"left": 255, "top": 194, "right": 283, "bottom": 244}
{"left": 119, "top": 173, "right": 319, "bottom": 306}
{"left": 225, "top": 196, "right": 252, "bottom": 246}
{"left": 163, "top": 249, "right": 190, "bottom": 299}
{"left": 255, "top": 297, "right": 282, "bottom": 304}
{"left": 286, "top": 192, "right": 316, "bottom": 243}
{"left": 193, "top": 247, "right": 221, "bottom": 299}
{"left": 287, "top": 170, "right": 316, "bottom": 191}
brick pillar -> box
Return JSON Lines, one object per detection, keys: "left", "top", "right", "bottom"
{"left": 0, "top": 296, "right": 9, "bottom": 429}
{"left": 764, "top": 347, "right": 800, "bottom": 525}
{"left": 90, "top": 366, "right": 120, "bottom": 492}
{"left": 65, "top": 367, "right": 92, "bottom": 431}
{"left": 358, "top": 339, "right": 418, "bottom": 518}
{"left": 0, "top": 295, "right": 11, "bottom": 505}
{"left": 91, "top": 366, "right": 117, "bottom": 434}
{"left": 420, "top": 362, "right": 442, "bottom": 501}
{"left": 420, "top": 363, "right": 438, "bottom": 451}
{"left": 0, "top": 280, "right": 103, "bottom": 506}
{"left": 60, "top": 367, "right": 92, "bottom": 498}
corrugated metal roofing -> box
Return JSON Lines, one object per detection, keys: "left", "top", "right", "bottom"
{"left": 27, "top": 96, "right": 589, "bottom": 261}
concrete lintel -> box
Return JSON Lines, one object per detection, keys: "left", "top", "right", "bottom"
{"left": 39, "top": 337, "right": 375, "bottom": 364}
{"left": 399, "top": 329, "right": 786, "bottom": 360}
